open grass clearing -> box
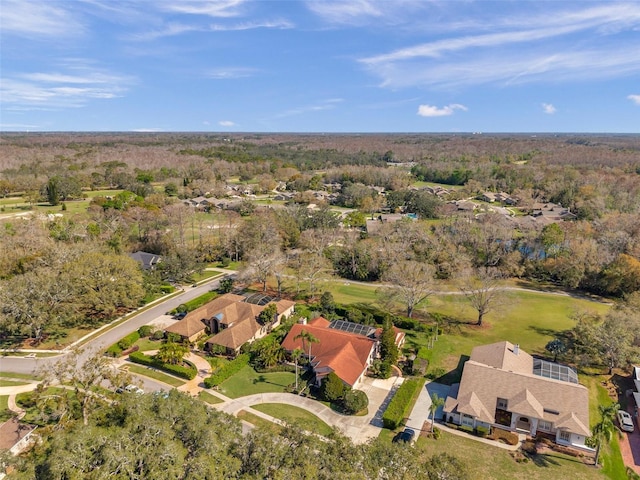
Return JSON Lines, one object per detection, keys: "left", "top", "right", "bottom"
{"left": 218, "top": 365, "right": 295, "bottom": 399}
{"left": 133, "top": 337, "right": 163, "bottom": 352}
{"left": 125, "top": 364, "right": 185, "bottom": 387}
{"left": 251, "top": 403, "right": 333, "bottom": 436}
{"left": 191, "top": 270, "right": 223, "bottom": 283}
{"left": 198, "top": 390, "right": 224, "bottom": 405}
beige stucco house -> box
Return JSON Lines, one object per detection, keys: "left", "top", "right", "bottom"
{"left": 444, "top": 341, "right": 592, "bottom": 451}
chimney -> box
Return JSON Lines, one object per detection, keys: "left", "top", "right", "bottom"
{"left": 513, "top": 344, "right": 519, "bottom": 355}
{"left": 298, "top": 317, "right": 307, "bottom": 325}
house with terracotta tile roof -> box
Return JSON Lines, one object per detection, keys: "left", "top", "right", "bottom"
{"left": 281, "top": 317, "right": 405, "bottom": 387}
{"left": 164, "top": 293, "right": 295, "bottom": 353}
{"left": 444, "top": 341, "right": 592, "bottom": 451}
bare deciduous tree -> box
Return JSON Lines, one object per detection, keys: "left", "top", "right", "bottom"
{"left": 458, "top": 267, "right": 506, "bottom": 326}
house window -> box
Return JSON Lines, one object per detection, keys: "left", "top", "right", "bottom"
{"left": 462, "top": 414, "right": 474, "bottom": 427}
{"left": 497, "top": 398, "right": 508, "bottom": 410}
{"left": 538, "top": 420, "right": 552, "bottom": 432}
{"left": 559, "top": 431, "right": 571, "bottom": 442}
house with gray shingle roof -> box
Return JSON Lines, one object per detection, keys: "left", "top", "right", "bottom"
{"left": 444, "top": 341, "right": 592, "bottom": 451}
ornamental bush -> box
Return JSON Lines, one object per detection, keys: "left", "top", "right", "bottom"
{"left": 381, "top": 378, "right": 425, "bottom": 430}
{"left": 343, "top": 389, "right": 368, "bottom": 415}
{"left": 204, "top": 353, "right": 250, "bottom": 388}
{"left": 128, "top": 351, "right": 197, "bottom": 380}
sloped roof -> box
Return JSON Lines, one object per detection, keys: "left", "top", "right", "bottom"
{"left": 165, "top": 316, "right": 206, "bottom": 338}
{"left": 282, "top": 319, "right": 376, "bottom": 386}
{"left": 275, "top": 299, "right": 296, "bottom": 315}
{"left": 129, "top": 251, "right": 161, "bottom": 270}
{"left": 207, "top": 318, "right": 262, "bottom": 350}
{"left": 445, "top": 341, "right": 590, "bottom": 436}
{"left": 185, "top": 293, "right": 247, "bottom": 324}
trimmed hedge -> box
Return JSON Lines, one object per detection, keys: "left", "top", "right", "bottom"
{"left": 204, "top": 354, "right": 250, "bottom": 388}
{"left": 382, "top": 378, "right": 425, "bottom": 430}
{"left": 106, "top": 331, "right": 141, "bottom": 357}
{"left": 128, "top": 351, "right": 197, "bottom": 380}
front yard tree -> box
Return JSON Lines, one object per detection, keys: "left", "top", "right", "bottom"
{"left": 591, "top": 403, "right": 620, "bottom": 466}
{"left": 42, "top": 348, "right": 131, "bottom": 426}
{"left": 458, "top": 267, "right": 505, "bottom": 326}
{"left": 322, "top": 372, "right": 345, "bottom": 402}
{"left": 242, "top": 242, "right": 281, "bottom": 292}
{"left": 294, "top": 329, "right": 319, "bottom": 365}
{"left": 379, "top": 318, "right": 399, "bottom": 365}
{"left": 156, "top": 341, "right": 189, "bottom": 365}
{"left": 428, "top": 393, "right": 445, "bottom": 433}
{"left": 380, "top": 260, "right": 435, "bottom": 318}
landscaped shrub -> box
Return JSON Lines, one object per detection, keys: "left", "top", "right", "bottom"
{"left": 382, "top": 378, "right": 425, "bottom": 430}
{"left": 128, "top": 351, "right": 197, "bottom": 380}
{"left": 321, "top": 372, "right": 346, "bottom": 402}
{"left": 476, "top": 425, "right": 490, "bottom": 437}
{"left": 106, "top": 331, "right": 141, "bottom": 357}
{"left": 151, "top": 330, "right": 165, "bottom": 341}
{"left": 204, "top": 353, "right": 250, "bottom": 388}
{"left": 160, "top": 285, "right": 175, "bottom": 294}
{"left": 343, "top": 389, "right": 368, "bottom": 415}
{"left": 488, "top": 428, "right": 519, "bottom": 445}
{"left": 138, "top": 325, "right": 153, "bottom": 338}
{"left": 183, "top": 291, "right": 218, "bottom": 311}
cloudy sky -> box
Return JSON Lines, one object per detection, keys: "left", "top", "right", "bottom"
{"left": 1, "top": 0, "right": 639, "bottom": 132}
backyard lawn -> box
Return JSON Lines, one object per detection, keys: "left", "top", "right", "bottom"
{"left": 218, "top": 365, "right": 295, "bottom": 399}
{"left": 251, "top": 403, "right": 334, "bottom": 436}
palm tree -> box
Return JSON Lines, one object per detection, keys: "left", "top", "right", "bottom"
{"left": 292, "top": 348, "right": 303, "bottom": 392}
{"left": 428, "top": 393, "right": 445, "bottom": 433}
{"left": 155, "top": 341, "right": 188, "bottom": 365}
{"left": 591, "top": 402, "right": 620, "bottom": 466}
{"left": 294, "top": 330, "right": 319, "bottom": 367}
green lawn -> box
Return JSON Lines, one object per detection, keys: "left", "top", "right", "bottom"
{"left": 0, "top": 395, "right": 12, "bottom": 422}
{"left": 0, "top": 379, "right": 30, "bottom": 387}
{"left": 133, "top": 337, "right": 163, "bottom": 352}
{"left": 410, "top": 431, "right": 606, "bottom": 480}
{"left": 125, "top": 364, "right": 185, "bottom": 387}
{"left": 237, "top": 409, "right": 281, "bottom": 433}
{"left": 198, "top": 390, "right": 224, "bottom": 405}
{"left": 191, "top": 270, "right": 223, "bottom": 283}
{"left": 251, "top": 403, "right": 333, "bottom": 436}
{"left": 0, "top": 372, "right": 40, "bottom": 381}
{"left": 218, "top": 365, "right": 295, "bottom": 399}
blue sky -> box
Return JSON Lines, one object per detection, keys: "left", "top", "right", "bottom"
{"left": 1, "top": 0, "right": 639, "bottom": 132}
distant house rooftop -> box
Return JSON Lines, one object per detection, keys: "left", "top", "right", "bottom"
{"left": 129, "top": 251, "right": 161, "bottom": 270}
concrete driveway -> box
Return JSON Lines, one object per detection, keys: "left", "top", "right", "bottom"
{"left": 406, "top": 381, "right": 451, "bottom": 433}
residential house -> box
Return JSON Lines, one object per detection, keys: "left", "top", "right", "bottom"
{"left": 281, "top": 317, "right": 405, "bottom": 387}
{"left": 444, "top": 341, "right": 592, "bottom": 451}
{"left": 0, "top": 418, "right": 36, "bottom": 455}
{"left": 365, "top": 213, "right": 406, "bottom": 235}
{"left": 630, "top": 366, "right": 640, "bottom": 419}
{"left": 165, "top": 293, "right": 295, "bottom": 352}
{"left": 129, "top": 251, "right": 161, "bottom": 271}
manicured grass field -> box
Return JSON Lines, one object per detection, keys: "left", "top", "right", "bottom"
{"left": 191, "top": 270, "right": 223, "bottom": 283}
{"left": 413, "top": 431, "right": 607, "bottom": 480}
{"left": 198, "top": 390, "right": 223, "bottom": 405}
{"left": 125, "top": 364, "right": 185, "bottom": 387}
{"left": 218, "top": 365, "right": 295, "bottom": 399}
{"left": 251, "top": 403, "right": 334, "bottom": 436}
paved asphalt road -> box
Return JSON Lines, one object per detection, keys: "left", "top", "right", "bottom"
{"left": 0, "top": 276, "right": 227, "bottom": 377}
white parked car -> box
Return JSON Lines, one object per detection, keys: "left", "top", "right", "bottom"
{"left": 617, "top": 410, "right": 634, "bottom": 433}
{"left": 124, "top": 384, "right": 144, "bottom": 395}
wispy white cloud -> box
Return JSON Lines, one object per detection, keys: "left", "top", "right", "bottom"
{"left": 359, "top": 3, "right": 640, "bottom": 89}
{"left": 219, "top": 120, "right": 236, "bottom": 127}
{"left": 1, "top": 64, "right": 135, "bottom": 109}
{"left": 160, "top": 0, "right": 246, "bottom": 18}
{"left": 1, "top": 0, "right": 84, "bottom": 37}
{"left": 542, "top": 103, "right": 556, "bottom": 114}
{"left": 130, "top": 23, "right": 204, "bottom": 41}
{"left": 209, "top": 19, "right": 293, "bottom": 31}
{"left": 130, "top": 19, "right": 292, "bottom": 41}
{"left": 306, "top": 0, "right": 382, "bottom": 24}
{"left": 274, "top": 98, "right": 343, "bottom": 119}
{"left": 206, "top": 67, "right": 258, "bottom": 79}
{"left": 628, "top": 94, "right": 640, "bottom": 105}
{"left": 417, "top": 103, "right": 467, "bottom": 117}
